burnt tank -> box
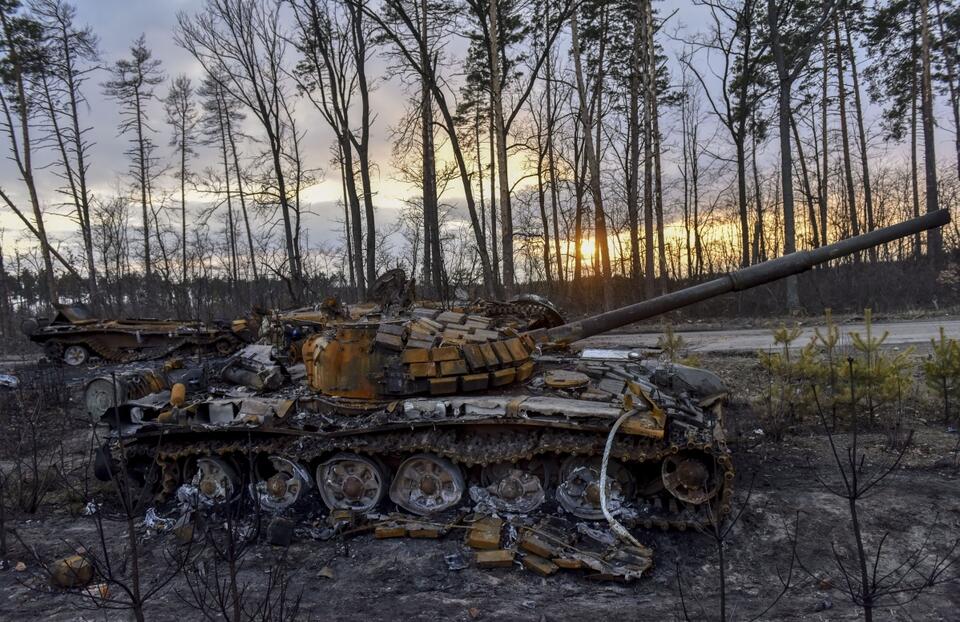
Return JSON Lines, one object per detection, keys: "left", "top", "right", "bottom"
{"left": 22, "top": 302, "right": 248, "bottom": 366}
{"left": 95, "top": 210, "right": 949, "bottom": 540}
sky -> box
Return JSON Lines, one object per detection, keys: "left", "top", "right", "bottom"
{"left": 0, "top": 0, "right": 951, "bottom": 264}
{"left": 0, "top": 0, "right": 423, "bottom": 252}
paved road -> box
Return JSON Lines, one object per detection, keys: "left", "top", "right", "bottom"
{"left": 2, "top": 319, "right": 957, "bottom": 372}
{"left": 575, "top": 318, "right": 960, "bottom": 353}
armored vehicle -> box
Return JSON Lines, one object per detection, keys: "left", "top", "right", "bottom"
{"left": 95, "top": 211, "right": 949, "bottom": 540}
{"left": 22, "top": 303, "right": 247, "bottom": 366}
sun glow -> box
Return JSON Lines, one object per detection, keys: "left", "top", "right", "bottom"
{"left": 579, "top": 238, "right": 596, "bottom": 261}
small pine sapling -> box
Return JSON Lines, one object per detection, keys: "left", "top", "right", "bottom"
{"left": 757, "top": 324, "right": 822, "bottom": 437}
{"left": 657, "top": 323, "right": 701, "bottom": 367}
{"left": 812, "top": 309, "right": 842, "bottom": 420}
{"left": 923, "top": 327, "right": 960, "bottom": 424}
{"left": 840, "top": 309, "right": 914, "bottom": 426}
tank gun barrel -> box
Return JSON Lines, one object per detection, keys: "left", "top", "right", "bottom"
{"left": 537, "top": 209, "right": 951, "bottom": 345}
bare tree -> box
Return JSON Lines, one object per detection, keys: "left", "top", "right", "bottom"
{"left": 360, "top": 0, "right": 498, "bottom": 295}
{"left": 102, "top": 34, "right": 165, "bottom": 284}
{"left": 164, "top": 74, "right": 199, "bottom": 286}
{"left": 0, "top": 1, "right": 79, "bottom": 304}
{"left": 569, "top": 7, "right": 613, "bottom": 307}
{"left": 32, "top": 0, "right": 99, "bottom": 297}
{"left": 177, "top": 0, "right": 304, "bottom": 301}
{"left": 800, "top": 379, "right": 960, "bottom": 621}
{"left": 289, "top": 0, "right": 373, "bottom": 299}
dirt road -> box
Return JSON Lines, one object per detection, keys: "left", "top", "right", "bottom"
{"left": 576, "top": 318, "right": 960, "bottom": 353}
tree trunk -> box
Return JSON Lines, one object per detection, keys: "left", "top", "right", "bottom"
{"left": 920, "top": 0, "right": 941, "bottom": 260}
{"left": 843, "top": 14, "right": 875, "bottom": 259}
{"left": 420, "top": 0, "right": 442, "bottom": 295}
{"left": 751, "top": 112, "right": 765, "bottom": 263}
{"left": 819, "top": 35, "right": 830, "bottom": 247}
{"left": 627, "top": 9, "right": 642, "bottom": 282}
{"left": 935, "top": 0, "right": 960, "bottom": 179}
{"left": 489, "top": 94, "right": 499, "bottom": 290}
{"left": 488, "top": 0, "right": 514, "bottom": 291}
{"left": 133, "top": 88, "right": 152, "bottom": 282}
{"left": 39, "top": 73, "right": 97, "bottom": 300}
{"left": 834, "top": 19, "right": 861, "bottom": 246}
{"left": 768, "top": 0, "right": 799, "bottom": 308}
{"left": 224, "top": 105, "right": 258, "bottom": 281}
{"left": 791, "top": 112, "right": 820, "bottom": 247}
{"left": 912, "top": 67, "right": 922, "bottom": 258}
{"left": 340, "top": 158, "right": 356, "bottom": 293}
{"left": 545, "top": 3, "right": 564, "bottom": 284}
{"left": 340, "top": 138, "right": 367, "bottom": 297}
{"left": 653, "top": 99, "right": 668, "bottom": 291}
{"left": 573, "top": 127, "right": 585, "bottom": 284}
{"left": 536, "top": 145, "right": 552, "bottom": 286}
{"left": 58, "top": 20, "right": 98, "bottom": 298}
{"left": 348, "top": 3, "right": 377, "bottom": 288}
{"left": 570, "top": 10, "right": 612, "bottom": 307}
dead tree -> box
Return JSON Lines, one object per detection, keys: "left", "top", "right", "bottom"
{"left": 359, "top": 0, "right": 498, "bottom": 296}
{"left": 33, "top": 0, "right": 100, "bottom": 298}
{"left": 0, "top": 1, "right": 82, "bottom": 304}
{"left": 164, "top": 74, "right": 199, "bottom": 287}
{"left": 102, "top": 34, "right": 165, "bottom": 286}
{"left": 289, "top": 0, "right": 372, "bottom": 299}
{"left": 177, "top": 0, "right": 305, "bottom": 302}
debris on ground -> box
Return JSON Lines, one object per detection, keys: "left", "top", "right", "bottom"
{"left": 49, "top": 555, "right": 93, "bottom": 588}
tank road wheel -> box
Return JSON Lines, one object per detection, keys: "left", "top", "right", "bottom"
{"left": 254, "top": 456, "right": 313, "bottom": 513}
{"left": 317, "top": 453, "right": 388, "bottom": 513}
{"left": 556, "top": 457, "right": 635, "bottom": 520}
{"left": 389, "top": 453, "right": 465, "bottom": 515}
{"left": 184, "top": 457, "right": 241, "bottom": 508}
{"left": 661, "top": 451, "right": 721, "bottom": 505}
{"left": 480, "top": 461, "right": 549, "bottom": 513}
{"left": 63, "top": 344, "right": 90, "bottom": 366}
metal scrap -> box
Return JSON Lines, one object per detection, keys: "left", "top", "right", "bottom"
{"left": 220, "top": 344, "right": 285, "bottom": 391}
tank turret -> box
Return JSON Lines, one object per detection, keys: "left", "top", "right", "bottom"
{"left": 304, "top": 210, "right": 950, "bottom": 399}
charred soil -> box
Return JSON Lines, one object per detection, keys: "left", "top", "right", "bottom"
{"left": 0, "top": 353, "right": 958, "bottom": 621}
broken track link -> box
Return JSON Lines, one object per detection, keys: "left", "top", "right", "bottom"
{"left": 127, "top": 426, "right": 734, "bottom": 531}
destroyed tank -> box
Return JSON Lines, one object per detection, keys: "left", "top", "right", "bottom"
{"left": 95, "top": 210, "right": 950, "bottom": 542}
{"left": 22, "top": 302, "right": 250, "bottom": 366}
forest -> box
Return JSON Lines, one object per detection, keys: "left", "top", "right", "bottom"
{"left": 0, "top": 0, "right": 958, "bottom": 328}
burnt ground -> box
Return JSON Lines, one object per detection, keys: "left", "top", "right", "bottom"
{"left": 1, "top": 353, "right": 959, "bottom": 621}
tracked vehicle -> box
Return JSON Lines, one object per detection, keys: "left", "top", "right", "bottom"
{"left": 22, "top": 303, "right": 247, "bottom": 366}
{"left": 97, "top": 211, "right": 950, "bottom": 535}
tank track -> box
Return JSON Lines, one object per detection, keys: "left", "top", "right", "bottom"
{"left": 129, "top": 426, "right": 734, "bottom": 531}
{"left": 84, "top": 335, "right": 190, "bottom": 363}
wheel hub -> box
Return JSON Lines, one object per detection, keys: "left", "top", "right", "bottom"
{"left": 342, "top": 476, "right": 364, "bottom": 499}
{"left": 318, "top": 453, "right": 387, "bottom": 513}
{"left": 419, "top": 475, "right": 440, "bottom": 496}
{"left": 389, "top": 454, "right": 464, "bottom": 515}
{"left": 662, "top": 451, "right": 720, "bottom": 505}
{"left": 556, "top": 457, "right": 633, "bottom": 519}
{"left": 266, "top": 475, "right": 287, "bottom": 499}
{"left": 254, "top": 456, "right": 312, "bottom": 512}
{"left": 185, "top": 457, "right": 240, "bottom": 508}
{"left": 480, "top": 463, "right": 547, "bottom": 513}
{"left": 497, "top": 477, "right": 522, "bottom": 500}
